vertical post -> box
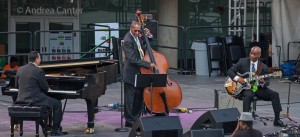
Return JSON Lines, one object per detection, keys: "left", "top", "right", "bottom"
{"left": 243, "top": 0, "right": 247, "bottom": 41}
{"left": 287, "top": 82, "right": 291, "bottom": 114}
{"left": 233, "top": 0, "right": 237, "bottom": 35}
{"left": 256, "top": 0, "right": 260, "bottom": 42}
{"left": 228, "top": 0, "right": 232, "bottom": 35}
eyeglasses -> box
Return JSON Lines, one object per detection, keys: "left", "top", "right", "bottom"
{"left": 133, "top": 30, "right": 141, "bottom": 32}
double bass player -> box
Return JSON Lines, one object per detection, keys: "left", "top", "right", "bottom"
{"left": 122, "top": 21, "right": 156, "bottom": 127}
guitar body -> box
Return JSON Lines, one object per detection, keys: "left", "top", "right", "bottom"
{"left": 224, "top": 72, "right": 252, "bottom": 97}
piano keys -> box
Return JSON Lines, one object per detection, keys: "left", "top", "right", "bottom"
{"left": 1, "top": 58, "right": 118, "bottom": 134}
{"left": 7, "top": 88, "right": 77, "bottom": 94}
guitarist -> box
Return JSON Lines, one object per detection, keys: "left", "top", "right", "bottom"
{"left": 227, "top": 46, "right": 285, "bottom": 127}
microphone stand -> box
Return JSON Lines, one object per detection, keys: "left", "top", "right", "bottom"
{"left": 115, "top": 39, "right": 129, "bottom": 132}
{"left": 281, "top": 80, "right": 297, "bottom": 123}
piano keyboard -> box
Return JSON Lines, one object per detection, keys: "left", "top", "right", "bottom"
{"left": 48, "top": 89, "right": 77, "bottom": 94}
{"left": 8, "top": 88, "right": 18, "bottom": 92}
{"left": 8, "top": 88, "right": 77, "bottom": 94}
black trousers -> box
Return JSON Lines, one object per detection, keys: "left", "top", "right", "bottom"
{"left": 40, "top": 96, "right": 63, "bottom": 130}
{"left": 242, "top": 87, "right": 282, "bottom": 114}
{"left": 124, "top": 82, "right": 144, "bottom": 124}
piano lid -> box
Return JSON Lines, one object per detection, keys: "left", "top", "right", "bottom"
{"left": 39, "top": 58, "right": 105, "bottom": 69}
{"left": 45, "top": 74, "right": 85, "bottom": 80}
{"left": 39, "top": 57, "right": 118, "bottom": 69}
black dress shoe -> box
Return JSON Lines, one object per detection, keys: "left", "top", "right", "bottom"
{"left": 125, "top": 121, "right": 133, "bottom": 128}
{"left": 51, "top": 130, "right": 68, "bottom": 136}
{"left": 273, "top": 120, "right": 285, "bottom": 127}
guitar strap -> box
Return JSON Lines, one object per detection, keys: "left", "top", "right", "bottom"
{"left": 255, "top": 61, "right": 263, "bottom": 76}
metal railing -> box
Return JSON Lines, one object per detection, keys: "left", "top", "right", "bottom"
{"left": 1, "top": 24, "right": 272, "bottom": 74}
{"left": 0, "top": 31, "right": 33, "bottom": 50}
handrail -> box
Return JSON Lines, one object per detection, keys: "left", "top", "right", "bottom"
{"left": 80, "top": 36, "right": 115, "bottom": 58}
{"left": 86, "top": 24, "right": 111, "bottom": 55}
{"left": 158, "top": 24, "right": 186, "bottom": 71}
{"left": 287, "top": 41, "right": 300, "bottom": 61}
{"left": 0, "top": 51, "right": 113, "bottom": 58}
{"left": 1, "top": 25, "right": 272, "bottom": 73}
{"left": 33, "top": 29, "right": 129, "bottom": 50}
{"left": 185, "top": 24, "right": 271, "bottom": 71}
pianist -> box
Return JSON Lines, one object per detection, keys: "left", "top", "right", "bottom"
{"left": 15, "top": 51, "right": 67, "bottom": 136}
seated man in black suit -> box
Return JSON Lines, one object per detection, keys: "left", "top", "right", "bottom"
{"left": 227, "top": 46, "right": 285, "bottom": 127}
{"left": 15, "top": 51, "right": 67, "bottom": 136}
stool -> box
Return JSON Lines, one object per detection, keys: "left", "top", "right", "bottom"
{"left": 237, "top": 96, "right": 269, "bottom": 125}
{"left": 8, "top": 104, "right": 50, "bottom": 137}
{"left": 251, "top": 96, "right": 269, "bottom": 125}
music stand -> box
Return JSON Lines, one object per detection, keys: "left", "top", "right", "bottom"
{"left": 134, "top": 74, "right": 167, "bottom": 114}
{"left": 280, "top": 79, "right": 297, "bottom": 123}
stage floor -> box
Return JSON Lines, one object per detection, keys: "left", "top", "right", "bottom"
{"left": 1, "top": 71, "right": 299, "bottom": 137}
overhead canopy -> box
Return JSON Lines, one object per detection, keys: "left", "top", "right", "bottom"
{"left": 272, "top": 0, "right": 300, "bottom": 66}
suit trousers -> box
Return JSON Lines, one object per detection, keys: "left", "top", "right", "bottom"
{"left": 242, "top": 87, "right": 282, "bottom": 113}
{"left": 39, "top": 96, "right": 63, "bottom": 130}
{"left": 124, "top": 82, "right": 144, "bottom": 124}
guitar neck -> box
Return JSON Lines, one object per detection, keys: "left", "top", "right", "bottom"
{"left": 246, "top": 73, "right": 274, "bottom": 82}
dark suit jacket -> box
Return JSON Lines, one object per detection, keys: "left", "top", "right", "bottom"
{"left": 122, "top": 32, "right": 151, "bottom": 85}
{"left": 16, "top": 63, "right": 50, "bottom": 107}
{"left": 227, "top": 58, "right": 270, "bottom": 87}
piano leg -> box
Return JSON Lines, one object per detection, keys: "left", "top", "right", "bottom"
{"left": 12, "top": 95, "right": 17, "bottom": 102}
{"left": 84, "top": 99, "right": 97, "bottom": 134}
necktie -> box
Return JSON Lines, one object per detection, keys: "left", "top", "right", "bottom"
{"left": 136, "top": 38, "right": 144, "bottom": 59}
{"left": 252, "top": 63, "right": 256, "bottom": 73}
{"left": 252, "top": 63, "right": 258, "bottom": 92}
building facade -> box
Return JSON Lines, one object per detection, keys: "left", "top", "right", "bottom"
{"left": 0, "top": 0, "right": 271, "bottom": 70}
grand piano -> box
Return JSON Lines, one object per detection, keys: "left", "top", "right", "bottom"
{"left": 1, "top": 57, "right": 118, "bottom": 134}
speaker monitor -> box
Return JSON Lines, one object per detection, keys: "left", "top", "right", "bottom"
{"left": 214, "top": 89, "right": 243, "bottom": 113}
{"left": 128, "top": 116, "right": 183, "bottom": 137}
{"left": 183, "top": 129, "right": 224, "bottom": 137}
{"left": 191, "top": 108, "right": 240, "bottom": 134}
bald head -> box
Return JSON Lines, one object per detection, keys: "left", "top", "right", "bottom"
{"left": 130, "top": 22, "right": 140, "bottom": 29}
{"left": 251, "top": 46, "right": 261, "bottom": 53}
{"left": 130, "top": 22, "right": 141, "bottom": 38}
{"left": 249, "top": 46, "right": 261, "bottom": 62}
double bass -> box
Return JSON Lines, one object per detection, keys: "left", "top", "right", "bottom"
{"left": 136, "top": 10, "right": 182, "bottom": 114}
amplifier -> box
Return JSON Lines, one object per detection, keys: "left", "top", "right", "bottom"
{"left": 214, "top": 89, "right": 243, "bottom": 113}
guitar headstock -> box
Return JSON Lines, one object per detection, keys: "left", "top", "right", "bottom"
{"left": 272, "top": 71, "right": 282, "bottom": 78}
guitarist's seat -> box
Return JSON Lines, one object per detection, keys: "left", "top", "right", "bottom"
{"left": 236, "top": 95, "right": 269, "bottom": 125}
{"left": 251, "top": 96, "right": 269, "bottom": 125}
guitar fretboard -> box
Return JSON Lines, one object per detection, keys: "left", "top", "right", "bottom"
{"left": 247, "top": 74, "right": 274, "bottom": 82}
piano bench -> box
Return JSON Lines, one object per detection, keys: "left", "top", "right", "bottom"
{"left": 8, "top": 104, "right": 51, "bottom": 137}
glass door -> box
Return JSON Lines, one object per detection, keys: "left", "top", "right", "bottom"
{"left": 9, "top": 18, "right": 44, "bottom": 64}
{"left": 9, "top": 18, "right": 79, "bottom": 62}
{"left": 44, "top": 18, "right": 79, "bottom": 61}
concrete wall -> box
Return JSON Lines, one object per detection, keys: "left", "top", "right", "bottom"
{"left": 158, "top": 0, "right": 178, "bottom": 69}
